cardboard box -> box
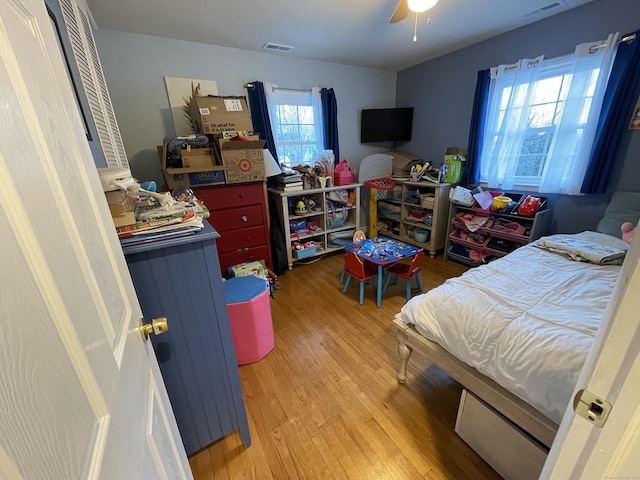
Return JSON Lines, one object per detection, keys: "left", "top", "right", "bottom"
{"left": 189, "top": 96, "right": 254, "bottom": 135}
{"left": 104, "top": 189, "right": 134, "bottom": 217}
{"left": 228, "top": 260, "right": 269, "bottom": 280}
{"left": 445, "top": 147, "right": 468, "bottom": 155}
{"left": 449, "top": 186, "right": 475, "bottom": 206}
{"left": 220, "top": 139, "right": 266, "bottom": 184}
{"left": 181, "top": 146, "right": 219, "bottom": 169}
{"left": 444, "top": 147, "right": 467, "bottom": 184}
{"left": 157, "top": 145, "right": 226, "bottom": 189}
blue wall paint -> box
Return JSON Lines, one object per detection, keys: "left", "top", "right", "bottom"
{"left": 396, "top": 0, "right": 640, "bottom": 235}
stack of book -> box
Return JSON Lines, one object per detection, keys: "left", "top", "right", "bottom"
{"left": 275, "top": 172, "right": 304, "bottom": 191}
{"left": 116, "top": 197, "right": 209, "bottom": 247}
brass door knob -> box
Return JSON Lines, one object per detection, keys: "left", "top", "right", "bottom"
{"left": 139, "top": 317, "right": 169, "bottom": 342}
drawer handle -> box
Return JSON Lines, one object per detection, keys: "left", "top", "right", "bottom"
{"left": 241, "top": 215, "right": 248, "bottom": 222}
{"left": 236, "top": 247, "right": 249, "bottom": 252}
{"left": 239, "top": 193, "right": 245, "bottom": 199}
{"left": 245, "top": 236, "right": 251, "bottom": 241}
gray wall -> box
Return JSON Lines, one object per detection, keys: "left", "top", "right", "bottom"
{"left": 93, "top": 30, "right": 397, "bottom": 187}
{"left": 396, "top": 0, "right": 640, "bottom": 234}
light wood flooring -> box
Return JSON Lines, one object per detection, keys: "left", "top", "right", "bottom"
{"left": 189, "top": 251, "right": 502, "bottom": 479}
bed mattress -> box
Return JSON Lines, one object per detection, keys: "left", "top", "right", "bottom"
{"left": 398, "top": 231, "right": 626, "bottom": 423}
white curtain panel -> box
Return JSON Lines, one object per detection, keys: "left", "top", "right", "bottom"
{"left": 311, "top": 86, "right": 326, "bottom": 153}
{"left": 264, "top": 81, "right": 278, "bottom": 140}
{"left": 265, "top": 83, "right": 325, "bottom": 165}
{"left": 483, "top": 55, "right": 545, "bottom": 190}
{"left": 539, "top": 33, "right": 619, "bottom": 194}
{"left": 482, "top": 33, "right": 619, "bottom": 195}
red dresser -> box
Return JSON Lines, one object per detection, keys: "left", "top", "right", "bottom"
{"left": 195, "top": 182, "right": 272, "bottom": 275}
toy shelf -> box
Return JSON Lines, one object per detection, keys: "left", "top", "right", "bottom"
{"left": 269, "top": 184, "right": 362, "bottom": 269}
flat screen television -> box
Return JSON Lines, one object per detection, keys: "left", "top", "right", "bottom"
{"left": 360, "top": 107, "right": 414, "bottom": 143}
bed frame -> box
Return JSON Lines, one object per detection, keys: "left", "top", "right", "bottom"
{"left": 393, "top": 317, "right": 558, "bottom": 448}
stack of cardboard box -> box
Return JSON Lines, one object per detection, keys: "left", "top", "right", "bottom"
{"left": 158, "top": 95, "right": 267, "bottom": 188}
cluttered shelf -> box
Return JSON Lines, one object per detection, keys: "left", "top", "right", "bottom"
{"left": 269, "top": 184, "right": 362, "bottom": 269}
{"left": 109, "top": 185, "right": 210, "bottom": 248}
{"left": 378, "top": 180, "right": 450, "bottom": 258}
{"left": 445, "top": 187, "right": 551, "bottom": 266}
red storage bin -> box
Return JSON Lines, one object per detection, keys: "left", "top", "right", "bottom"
{"left": 333, "top": 170, "right": 354, "bottom": 186}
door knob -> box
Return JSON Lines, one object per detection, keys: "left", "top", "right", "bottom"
{"left": 139, "top": 317, "right": 169, "bottom": 342}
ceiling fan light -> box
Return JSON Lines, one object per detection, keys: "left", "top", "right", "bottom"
{"left": 407, "top": 0, "right": 438, "bottom": 13}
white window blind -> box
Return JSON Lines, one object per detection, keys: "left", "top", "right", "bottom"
{"left": 60, "top": 0, "right": 129, "bottom": 171}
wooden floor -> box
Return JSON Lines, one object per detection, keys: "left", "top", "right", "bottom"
{"left": 189, "top": 252, "right": 502, "bottom": 480}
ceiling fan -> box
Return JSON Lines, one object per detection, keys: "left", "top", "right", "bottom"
{"left": 389, "top": 0, "right": 438, "bottom": 23}
{"left": 389, "top": 0, "right": 438, "bottom": 41}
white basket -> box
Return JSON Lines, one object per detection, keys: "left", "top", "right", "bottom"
{"left": 420, "top": 194, "right": 435, "bottom": 208}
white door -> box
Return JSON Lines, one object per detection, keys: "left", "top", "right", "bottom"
{"left": 542, "top": 230, "right": 640, "bottom": 478}
{"left": 0, "top": 0, "right": 192, "bottom": 479}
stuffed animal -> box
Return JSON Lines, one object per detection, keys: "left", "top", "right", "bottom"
{"left": 621, "top": 222, "right": 636, "bottom": 244}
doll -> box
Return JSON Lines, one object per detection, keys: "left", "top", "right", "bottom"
{"left": 621, "top": 222, "right": 636, "bottom": 244}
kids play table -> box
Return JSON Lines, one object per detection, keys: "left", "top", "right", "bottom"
{"left": 345, "top": 236, "right": 421, "bottom": 308}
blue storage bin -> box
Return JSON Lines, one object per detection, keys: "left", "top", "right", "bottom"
{"left": 292, "top": 245, "right": 317, "bottom": 259}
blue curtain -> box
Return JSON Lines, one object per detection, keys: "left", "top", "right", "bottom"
{"left": 462, "top": 69, "right": 491, "bottom": 185}
{"left": 245, "top": 81, "right": 288, "bottom": 275}
{"left": 321, "top": 87, "right": 340, "bottom": 164}
{"left": 245, "top": 81, "right": 277, "bottom": 159}
{"left": 581, "top": 30, "right": 640, "bottom": 194}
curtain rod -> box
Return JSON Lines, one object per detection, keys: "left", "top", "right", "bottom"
{"left": 589, "top": 33, "right": 636, "bottom": 53}
{"left": 244, "top": 83, "right": 312, "bottom": 93}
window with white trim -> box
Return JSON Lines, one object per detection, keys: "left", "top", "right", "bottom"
{"left": 480, "top": 34, "right": 618, "bottom": 195}
{"left": 267, "top": 87, "right": 324, "bottom": 168}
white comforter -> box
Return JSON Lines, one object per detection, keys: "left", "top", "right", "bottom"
{"left": 398, "top": 231, "right": 626, "bottom": 423}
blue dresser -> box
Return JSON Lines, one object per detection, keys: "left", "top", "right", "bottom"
{"left": 123, "top": 222, "right": 250, "bottom": 455}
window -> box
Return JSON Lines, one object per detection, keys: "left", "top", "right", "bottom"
{"left": 480, "top": 35, "right": 618, "bottom": 195}
{"left": 267, "top": 87, "right": 324, "bottom": 167}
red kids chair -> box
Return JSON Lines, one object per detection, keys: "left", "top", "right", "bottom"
{"left": 339, "top": 230, "right": 367, "bottom": 284}
{"left": 342, "top": 251, "right": 377, "bottom": 305}
{"left": 382, "top": 250, "right": 424, "bottom": 301}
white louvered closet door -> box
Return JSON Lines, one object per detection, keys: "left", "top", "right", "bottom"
{"left": 59, "top": 0, "right": 129, "bottom": 171}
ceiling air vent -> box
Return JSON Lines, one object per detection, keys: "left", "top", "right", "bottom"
{"left": 262, "top": 42, "right": 295, "bottom": 53}
{"left": 520, "top": 0, "right": 565, "bottom": 18}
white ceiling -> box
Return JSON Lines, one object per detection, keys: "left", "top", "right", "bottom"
{"left": 85, "top": 0, "right": 597, "bottom": 71}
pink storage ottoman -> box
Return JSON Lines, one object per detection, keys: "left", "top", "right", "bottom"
{"left": 223, "top": 276, "right": 274, "bottom": 365}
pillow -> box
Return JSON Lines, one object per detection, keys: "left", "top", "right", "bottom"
{"left": 568, "top": 230, "right": 629, "bottom": 251}
{"left": 596, "top": 191, "right": 640, "bottom": 238}
{"left": 536, "top": 233, "right": 626, "bottom": 265}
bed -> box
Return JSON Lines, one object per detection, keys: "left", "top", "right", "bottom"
{"left": 393, "top": 191, "right": 640, "bottom": 464}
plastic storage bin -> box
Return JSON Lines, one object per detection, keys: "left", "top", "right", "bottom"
{"left": 223, "top": 276, "right": 274, "bottom": 365}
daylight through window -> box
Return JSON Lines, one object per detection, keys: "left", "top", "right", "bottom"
{"left": 267, "top": 88, "right": 324, "bottom": 168}
{"left": 480, "top": 35, "right": 618, "bottom": 195}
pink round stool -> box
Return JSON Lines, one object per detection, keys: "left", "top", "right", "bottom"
{"left": 223, "top": 276, "right": 274, "bottom": 365}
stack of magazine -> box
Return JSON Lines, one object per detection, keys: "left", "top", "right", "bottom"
{"left": 275, "top": 171, "right": 303, "bottom": 191}
{"left": 117, "top": 196, "right": 209, "bottom": 247}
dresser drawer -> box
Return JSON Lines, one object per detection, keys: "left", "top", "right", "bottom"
{"left": 216, "top": 225, "right": 267, "bottom": 253}
{"left": 199, "top": 183, "right": 265, "bottom": 210}
{"left": 219, "top": 246, "right": 271, "bottom": 274}
{"left": 209, "top": 205, "right": 264, "bottom": 231}
{"left": 193, "top": 182, "right": 272, "bottom": 271}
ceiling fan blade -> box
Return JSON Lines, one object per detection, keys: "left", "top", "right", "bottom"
{"left": 389, "top": 0, "right": 410, "bottom": 23}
